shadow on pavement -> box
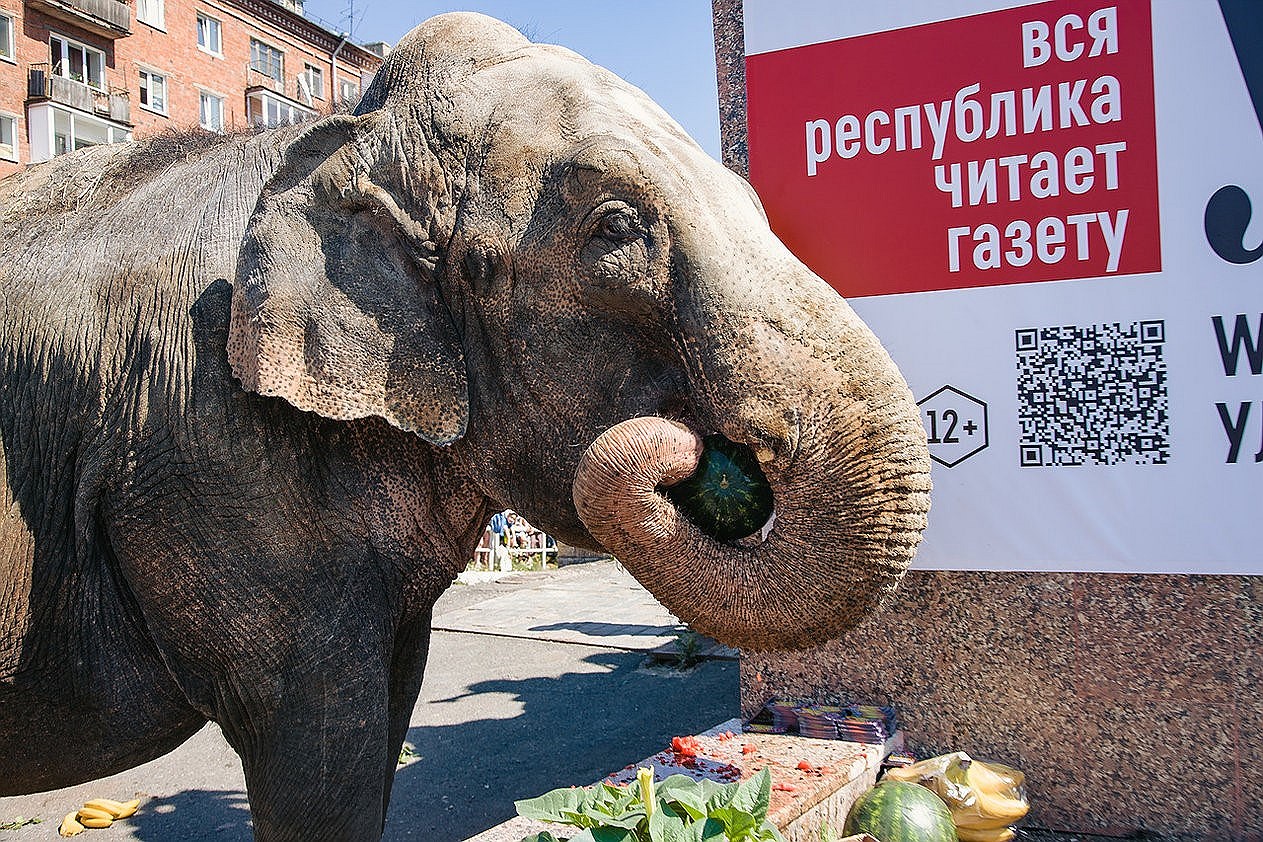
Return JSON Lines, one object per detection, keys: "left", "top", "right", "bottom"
{"left": 383, "top": 649, "right": 737, "bottom": 842}
{"left": 526, "top": 621, "right": 682, "bottom": 637}
{"left": 128, "top": 789, "right": 251, "bottom": 841}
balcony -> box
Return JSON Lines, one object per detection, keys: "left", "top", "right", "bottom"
{"left": 25, "top": 0, "right": 131, "bottom": 38}
{"left": 244, "top": 85, "right": 316, "bottom": 127}
{"left": 245, "top": 63, "right": 285, "bottom": 95}
{"left": 28, "top": 64, "right": 130, "bottom": 124}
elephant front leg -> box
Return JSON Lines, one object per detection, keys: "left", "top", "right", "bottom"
{"left": 381, "top": 611, "right": 434, "bottom": 820}
{"left": 215, "top": 658, "right": 397, "bottom": 842}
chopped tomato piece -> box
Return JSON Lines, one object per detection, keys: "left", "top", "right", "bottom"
{"left": 671, "top": 736, "right": 701, "bottom": 757}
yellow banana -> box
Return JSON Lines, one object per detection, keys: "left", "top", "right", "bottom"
{"left": 973, "top": 788, "right": 1029, "bottom": 823}
{"left": 76, "top": 806, "right": 114, "bottom": 822}
{"left": 956, "top": 826, "right": 1016, "bottom": 842}
{"left": 58, "top": 812, "right": 85, "bottom": 837}
{"left": 979, "top": 761, "right": 1025, "bottom": 792}
{"left": 967, "top": 759, "right": 1023, "bottom": 796}
{"left": 83, "top": 798, "right": 128, "bottom": 818}
{"left": 76, "top": 805, "right": 115, "bottom": 828}
{"left": 114, "top": 798, "right": 140, "bottom": 818}
{"left": 954, "top": 810, "right": 1022, "bottom": 831}
{"left": 965, "top": 763, "right": 1028, "bottom": 819}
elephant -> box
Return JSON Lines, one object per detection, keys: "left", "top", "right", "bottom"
{"left": 0, "top": 11, "right": 930, "bottom": 841}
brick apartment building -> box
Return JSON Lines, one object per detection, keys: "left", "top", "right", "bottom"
{"left": 0, "top": 0, "right": 384, "bottom": 178}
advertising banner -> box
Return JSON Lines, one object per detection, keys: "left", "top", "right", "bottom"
{"left": 744, "top": 0, "right": 1262, "bottom": 572}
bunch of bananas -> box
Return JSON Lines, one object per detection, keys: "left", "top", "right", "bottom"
{"left": 58, "top": 798, "right": 140, "bottom": 837}
{"left": 884, "top": 751, "right": 1028, "bottom": 842}
{"left": 953, "top": 758, "right": 1027, "bottom": 842}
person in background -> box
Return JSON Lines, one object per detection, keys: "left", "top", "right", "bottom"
{"left": 508, "top": 511, "right": 534, "bottom": 549}
{"left": 489, "top": 510, "right": 514, "bottom": 572}
{"left": 489, "top": 510, "right": 509, "bottom": 546}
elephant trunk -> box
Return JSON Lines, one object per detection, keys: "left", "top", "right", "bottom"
{"left": 571, "top": 282, "right": 931, "bottom": 651}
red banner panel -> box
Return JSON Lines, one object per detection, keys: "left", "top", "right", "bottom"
{"left": 746, "top": 0, "right": 1160, "bottom": 297}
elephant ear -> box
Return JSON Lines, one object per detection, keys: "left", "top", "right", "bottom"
{"left": 228, "top": 113, "right": 467, "bottom": 444}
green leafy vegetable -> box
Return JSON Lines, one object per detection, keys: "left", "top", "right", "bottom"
{"left": 515, "top": 768, "right": 785, "bottom": 842}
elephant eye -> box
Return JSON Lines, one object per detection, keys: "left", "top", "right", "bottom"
{"left": 594, "top": 209, "right": 642, "bottom": 244}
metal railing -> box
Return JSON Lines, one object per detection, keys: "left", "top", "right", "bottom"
{"left": 25, "top": 0, "right": 131, "bottom": 37}
{"left": 27, "top": 64, "right": 131, "bottom": 124}
{"left": 67, "top": 0, "right": 130, "bottom": 29}
{"left": 472, "top": 524, "right": 558, "bottom": 571}
{"left": 245, "top": 63, "right": 285, "bottom": 94}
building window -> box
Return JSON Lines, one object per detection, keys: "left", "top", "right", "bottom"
{"left": 138, "top": 69, "right": 167, "bottom": 114}
{"left": 0, "top": 113, "right": 17, "bottom": 162}
{"left": 196, "top": 13, "right": 221, "bottom": 55}
{"left": 0, "top": 12, "right": 15, "bottom": 63}
{"left": 50, "top": 35, "right": 105, "bottom": 89}
{"left": 246, "top": 90, "right": 313, "bottom": 128}
{"left": 299, "top": 63, "right": 323, "bottom": 102}
{"left": 136, "top": 0, "right": 165, "bottom": 30}
{"left": 45, "top": 105, "right": 128, "bottom": 158}
{"left": 249, "top": 38, "right": 283, "bottom": 82}
{"left": 199, "top": 91, "right": 224, "bottom": 131}
{"left": 338, "top": 78, "right": 359, "bottom": 105}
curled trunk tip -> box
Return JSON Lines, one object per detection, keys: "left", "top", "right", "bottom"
{"left": 572, "top": 415, "right": 929, "bottom": 651}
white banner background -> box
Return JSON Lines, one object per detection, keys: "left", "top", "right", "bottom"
{"left": 744, "top": 0, "right": 1263, "bottom": 573}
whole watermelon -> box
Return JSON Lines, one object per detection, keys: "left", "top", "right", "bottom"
{"left": 666, "top": 435, "right": 774, "bottom": 542}
{"left": 843, "top": 780, "right": 958, "bottom": 842}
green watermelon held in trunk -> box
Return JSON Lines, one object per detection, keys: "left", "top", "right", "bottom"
{"left": 844, "top": 780, "right": 959, "bottom": 842}
{"left": 666, "top": 434, "right": 774, "bottom": 543}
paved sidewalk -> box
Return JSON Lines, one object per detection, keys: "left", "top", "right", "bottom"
{"left": 436, "top": 559, "right": 686, "bottom": 651}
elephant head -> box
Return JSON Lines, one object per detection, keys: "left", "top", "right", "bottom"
{"left": 228, "top": 13, "right": 931, "bottom": 651}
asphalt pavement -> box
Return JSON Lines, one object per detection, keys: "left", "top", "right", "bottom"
{"left": 0, "top": 560, "right": 739, "bottom": 841}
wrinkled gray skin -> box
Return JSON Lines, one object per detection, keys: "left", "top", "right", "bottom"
{"left": 0, "top": 13, "right": 930, "bottom": 840}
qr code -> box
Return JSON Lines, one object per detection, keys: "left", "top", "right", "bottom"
{"left": 1016, "top": 321, "right": 1169, "bottom": 466}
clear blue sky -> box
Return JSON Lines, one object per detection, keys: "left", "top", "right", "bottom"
{"left": 301, "top": 1, "right": 722, "bottom": 159}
